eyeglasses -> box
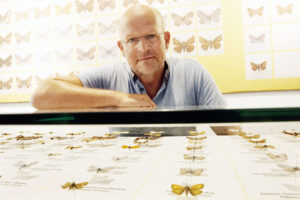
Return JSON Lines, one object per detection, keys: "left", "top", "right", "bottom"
{"left": 122, "top": 33, "right": 164, "bottom": 48}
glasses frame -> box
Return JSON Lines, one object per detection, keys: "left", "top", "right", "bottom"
{"left": 121, "top": 32, "right": 165, "bottom": 48}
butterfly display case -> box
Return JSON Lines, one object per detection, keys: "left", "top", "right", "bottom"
{"left": 0, "top": 107, "right": 300, "bottom": 200}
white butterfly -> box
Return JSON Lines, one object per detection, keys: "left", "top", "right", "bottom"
{"left": 198, "top": 8, "right": 221, "bottom": 24}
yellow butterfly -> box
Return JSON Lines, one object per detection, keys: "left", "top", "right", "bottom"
{"left": 65, "top": 146, "right": 82, "bottom": 150}
{"left": 0, "top": 10, "right": 11, "bottom": 24}
{"left": 189, "top": 130, "right": 205, "bottom": 136}
{"left": 16, "top": 76, "right": 32, "bottom": 89}
{"left": 198, "top": 8, "right": 221, "bottom": 24}
{"left": 254, "top": 144, "right": 275, "bottom": 149}
{"left": 171, "top": 184, "right": 204, "bottom": 196}
{"left": 251, "top": 61, "right": 266, "bottom": 71}
{"left": 0, "top": 33, "right": 12, "bottom": 45}
{"left": 242, "top": 134, "right": 260, "bottom": 139}
{"left": 62, "top": 182, "right": 88, "bottom": 190}
{"left": 0, "top": 55, "right": 12, "bottom": 67}
{"left": 184, "top": 154, "right": 205, "bottom": 161}
{"left": 247, "top": 6, "right": 264, "bottom": 17}
{"left": 15, "top": 32, "right": 31, "bottom": 43}
{"left": 77, "top": 47, "right": 95, "bottom": 60}
{"left": 171, "top": 12, "right": 193, "bottom": 26}
{"left": 199, "top": 34, "right": 222, "bottom": 50}
{"left": 34, "top": 5, "right": 51, "bottom": 18}
{"left": 277, "top": 3, "right": 293, "bottom": 15}
{"left": 123, "top": 0, "right": 139, "bottom": 7}
{"left": 98, "top": 0, "right": 115, "bottom": 11}
{"left": 146, "top": 0, "right": 165, "bottom": 4}
{"left": 186, "top": 146, "right": 202, "bottom": 151}
{"left": 14, "top": 10, "right": 30, "bottom": 21}
{"left": 248, "top": 138, "right": 266, "bottom": 144}
{"left": 121, "top": 145, "right": 140, "bottom": 149}
{"left": 186, "top": 136, "right": 207, "bottom": 141}
{"left": 55, "top": 2, "right": 72, "bottom": 16}
{"left": 282, "top": 129, "right": 300, "bottom": 137}
{"left": 98, "top": 20, "right": 118, "bottom": 34}
{"left": 266, "top": 153, "right": 288, "bottom": 161}
{"left": 76, "top": 0, "right": 94, "bottom": 13}
{"left": 173, "top": 36, "right": 195, "bottom": 53}
{"left": 179, "top": 168, "right": 203, "bottom": 176}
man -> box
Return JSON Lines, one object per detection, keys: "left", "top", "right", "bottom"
{"left": 31, "top": 5, "right": 226, "bottom": 109}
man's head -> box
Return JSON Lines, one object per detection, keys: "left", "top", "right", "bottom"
{"left": 117, "top": 5, "right": 170, "bottom": 77}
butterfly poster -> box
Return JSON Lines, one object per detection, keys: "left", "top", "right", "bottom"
{"left": 198, "top": 31, "right": 224, "bottom": 55}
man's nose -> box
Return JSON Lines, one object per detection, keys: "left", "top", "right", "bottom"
{"left": 136, "top": 37, "right": 150, "bottom": 52}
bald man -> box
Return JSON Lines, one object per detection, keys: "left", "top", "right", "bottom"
{"left": 31, "top": 5, "right": 226, "bottom": 109}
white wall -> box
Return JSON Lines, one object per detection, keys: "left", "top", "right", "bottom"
{"left": 0, "top": 90, "right": 300, "bottom": 114}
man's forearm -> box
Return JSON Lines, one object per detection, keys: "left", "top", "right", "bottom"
{"left": 31, "top": 79, "right": 124, "bottom": 109}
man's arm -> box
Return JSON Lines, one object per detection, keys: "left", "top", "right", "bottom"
{"left": 31, "top": 75, "right": 156, "bottom": 109}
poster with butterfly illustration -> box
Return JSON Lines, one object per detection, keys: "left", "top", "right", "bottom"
{"left": 0, "top": 0, "right": 300, "bottom": 103}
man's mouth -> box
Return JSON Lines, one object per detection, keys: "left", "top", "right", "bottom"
{"left": 139, "top": 56, "right": 154, "bottom": 61}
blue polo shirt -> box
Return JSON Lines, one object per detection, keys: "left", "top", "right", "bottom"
{"left": 78, "top": 57, "right": 226, "bottom": 107}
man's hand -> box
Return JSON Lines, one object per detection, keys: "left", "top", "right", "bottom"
{"left": 117, "top": 94, "right": 156, "bottom": 108}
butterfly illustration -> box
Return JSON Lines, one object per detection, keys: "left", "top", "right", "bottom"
{"left": 0, "top": 33, "right": 12, "bottom": 45}
{"left": 171, "top": 184, "right": 204, "bottom": 196}
{"left": 98, "top": 0, "right": 116, "bottom": 11}
{"left": 15, "top": 32, "right": 31, "bottom": 43}
{"left": 198, "top": 8, "right": 221, "bottom": 24}
{"left": 77, "top": 47, "right": 95, "bottom": 60}
{"left": 277, "top": 3, "right": 293, "bottom": 15}
{"left": 199, "top": 34, "right": 222, "bottom": 50}
{"left": 146, "top": 0, "right": 165, "bottom": 5}
{"left": 250, "top": 61, "right": 267, "bottom": 71}
{"left": 123, "top": 0, "right": 139, "bottom": 7}
{"left": 0, "top": 55, "right": 12, "bottom": 67}
{"left": 282, "top": 129, "right": 300, "bottom": 137}
{"left": 179, "top": 168, "right": 203, "bottom": 176}
{"left": 184, "top": 154, "right": 205, "bottom": 161}
{"left": 87, "top": 165, "right": 114, "bottom": 173}
{"left": 254, "top": 144, "right": 275, "bottom": 149}
{"left": 65, "top": 146, "right": 82, "bottom": 150}
{"left": 76, "top": 23, "right": 95, "bottom": 37}
{"left": 99, "top": 46, "right": 119, "bottom": 58}
{"left": 55, "top": 2, "right": 72, "bottom": 16}
{"left": 249, "top": 33, "right": 265, "bottom": 44}
{"left": 173, "top": 36, "right": 195, "bottom": 53}
{"left": 171, "top": 12, "right": 194, "bottom": 26}
{"left": 247, "top": 6, "right": 264, "bottom": 17}
{"left": 248, "top": 138, "right": 266, "bottom": 144}
{"left": 15, "top": 54, "right": 32, "bottom": 66}
{"left": 186, "top": 146, "right": 202, "bottom": 151}
{"left": 189, "top": 130, "right": 205, "bottom": 136}
{"left": 66, "top": 132, "right": 84, "bottom": 136}
{"left": 14, "top": 10, "right": 30, "bottom": 21}
{"left": 98, "top": 20, "right": 118, "bottom": 34}
{"left": 54, "top": 25, "right": 73, "bottom": 39}
{"left": 16, "top": 76, "right": 32, "bottom": 89}
{"left": 0, "top": 78, "right": 12, "bottom": 90}
{"left": 75, "top": 0, "right": 94, "bottom": 13}
{"left": 121, "top": 145, "right": 140, "bottom": 149}
{"left": 62, "top": 182, "right": 88, "bottom": 190}
{"left": 0, "top": 10, "right": 11, "bottom": 24}
{"left": 34, "top": 5, "right": 51, "bottom": 18}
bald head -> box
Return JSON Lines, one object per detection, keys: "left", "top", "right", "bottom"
{"left": 118, "top": 5, "right": 165, "bottom": 39}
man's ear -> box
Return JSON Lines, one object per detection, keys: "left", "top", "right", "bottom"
{"left": 117, "top": 40, "right": 125, "bottom": 57}
{"left": 164, "top": 31, "right": 171, "bottom": 50}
